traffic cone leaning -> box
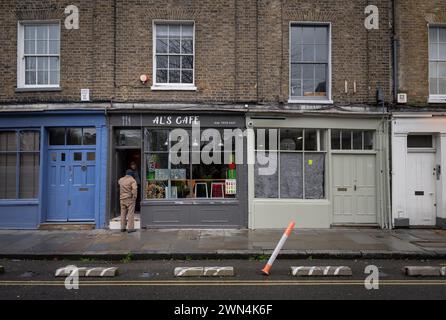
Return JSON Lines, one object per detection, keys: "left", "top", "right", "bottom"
{"left": 261, "top": 221, "right": 296, "bottom": 276}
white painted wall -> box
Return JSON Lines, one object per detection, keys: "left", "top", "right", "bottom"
{"left": 391, "top": 115, "right": 446, "bottom": 225}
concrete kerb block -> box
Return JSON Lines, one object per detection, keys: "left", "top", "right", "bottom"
{"left": 291, "top": 266, "right": 352, "bottom": 277}
{"left": 55, "top": 266, "right": 119, "bottom": 277}
{"left": 403, "top": 266, "right": 441, "bottom": 277}
{"left": 174, "top": 267, "right": 204, "bottom": 277}
{"left": 203, "top": 267, "right": 234, "bottom": 277}
{"left": 441, "top": 267, "right": 446, "bottom": 277}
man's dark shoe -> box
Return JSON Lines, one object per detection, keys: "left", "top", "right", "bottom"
{"left": 127, "top": 229, "right": 136, "bottom": 234}
{"left": 121, "top": 229, "right": 126, "bottom": 232}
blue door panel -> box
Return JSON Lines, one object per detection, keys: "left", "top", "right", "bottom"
{"left": 46, "top": 149, "right": 96, "bottom": 222}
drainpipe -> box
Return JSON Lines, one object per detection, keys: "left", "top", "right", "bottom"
{"left": 391, "top": 0, "right": 398, "bottom": 103}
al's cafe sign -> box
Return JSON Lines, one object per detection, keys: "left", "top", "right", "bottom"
{"left": 152, "top": 115, "right": 200, "bottom": 126}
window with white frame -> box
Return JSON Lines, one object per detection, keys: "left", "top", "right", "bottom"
{"left": 18, "top": 22, "right": 60, "bottom": 88}
{"left": 429, "top": 26, "right": 446, "bottom": 100}
{"left": 153, "top": 22, "right": 195, "bottom": 88}
{"left": 290, "top": 24, "right": 330, "bottom": 102}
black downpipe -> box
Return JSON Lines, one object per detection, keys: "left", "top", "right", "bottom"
{"left": 391, "top": 0, "right": 398, "bottom": 104}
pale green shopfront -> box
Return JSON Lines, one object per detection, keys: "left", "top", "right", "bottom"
{"left": 246, "top": 112, "right": 392, "bottom": 229}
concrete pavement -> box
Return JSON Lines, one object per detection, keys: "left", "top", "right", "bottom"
{"left": 0, "top": 228, "right": 445, "bottom": 260}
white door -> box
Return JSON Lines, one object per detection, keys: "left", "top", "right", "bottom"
{"left": 407, "top": 152, "right": 437, "bottom": 226}
{"left": 333, "top": 154, "right": 377, "bottom": 224}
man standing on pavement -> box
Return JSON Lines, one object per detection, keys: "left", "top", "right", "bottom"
{"left": 118, "top": 169, "right": 138, "bottom": 233}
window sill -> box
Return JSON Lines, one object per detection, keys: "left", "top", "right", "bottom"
{"left": 16, "top": 87, "right": 62, "bottom": 93}
{"left": 151, "top": 85, "right": 197, "bottom": 91}
{"left": 288, "top": 99, "right": 333, "bottom": 105}
{"left": 428, "top": 96, "right": 446, "bottom": 104}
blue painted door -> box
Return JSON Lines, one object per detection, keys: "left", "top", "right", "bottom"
{"left": 47, "top": 149, "right": 96, "bottom": 221}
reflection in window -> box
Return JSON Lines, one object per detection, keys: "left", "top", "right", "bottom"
{"left": 144, "top": 129, "right": 238, "bottom": 200}
{"left": 116, "top": 129, "right": 141, "bottom": 147}
{"left": 0, "top": 130, "right": 40, "bottom": 199}
{"left": 49, "top": 127, "right": 96, "bottom": 146}
{"left": 407, "top": 135, "right": 433, "bottom": 148}
{"left": 255, "top": 129, "right": 325, "bottom": 199}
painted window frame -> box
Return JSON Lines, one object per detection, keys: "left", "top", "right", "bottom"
{"left": 254, "top": 128, "right": 327, "bottom": 200}
{"left": 288, "top": 22, "right": 333, "bottom": 104}
{"left": 330, "top": 130, "right": 375, "bottom": 151}
{"left": 151, "top": 20, "right": 197, "bottom": 91}
{"left": 428, "top": 25, "right": 446, "bottom": 103}
{"left": 17, "top": 20, "right": 61, "bottom": 90}
{"left": 0, "top": 129, "right": 41, "bottom": 200}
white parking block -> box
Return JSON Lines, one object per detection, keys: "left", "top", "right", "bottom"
{"left": 55, "top": 266, "right": 119, "bottom": 277}
{"left": 403, "top": 266, "right": 441, "bottom": 277}
{"left": 440, "top": 267, "right": 445, "bottom": 277}
{"left": 174, "top": 267, "right": 204, "bottom": 277}
{"left": 203, "top": 267, "right": 234, "bottom": 277}
{"left": 291, "top": 266, "right": 352, "bottom": 277}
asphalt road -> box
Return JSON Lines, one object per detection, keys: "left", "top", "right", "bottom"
{"left": 0, "top": 258, "right": 445, "bottom": 301}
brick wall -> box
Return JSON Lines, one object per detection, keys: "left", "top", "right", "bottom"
{"left": 396, "top": 0, "right": 446, "bottom": 106}
{"left": 0, "top": 0, "right": 393, "bottom": 107}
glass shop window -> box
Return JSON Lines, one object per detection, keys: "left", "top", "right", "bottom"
{"left": 331, "top": 130, "right": 374, "bottom": 150}
{"left": 144, "top": 128, "right": 238, "bottom": 200}
{"left": 254, "top": 128, "right": 326, "bottom": 200}
{"left": 116, "top": 129, "right": 141, "bottom": 147}
{"left": 0, "top": 130, "right": 40, "bottom": 199}
{"left": 407, "top": 135, "right": 433, "bottom": 149}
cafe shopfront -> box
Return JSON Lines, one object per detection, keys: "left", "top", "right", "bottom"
{"left": 108, "top": 112, "right": 248, "bottom": 228}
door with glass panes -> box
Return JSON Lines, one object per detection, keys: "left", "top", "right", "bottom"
{"left": 46, "top": 128, "right": 96, "bottom": 222}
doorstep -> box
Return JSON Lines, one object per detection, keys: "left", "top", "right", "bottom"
{"left": 39, "top": 223, "right": 95, "bottom": 231}
{"left": 109, "top": 214, "right": 141, "bottom": 230}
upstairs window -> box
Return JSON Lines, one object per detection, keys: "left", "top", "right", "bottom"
{"left": 18, "top": 22, "right": 60, "bottom": 88}
{"left": 152, "top": 22, "right": 195, "bottom": 90}
{"left": 290, "top": 24, "right": 331, "bottom": 102}
{"left": 429, "top": 27, "right": 446, "bottom": 102}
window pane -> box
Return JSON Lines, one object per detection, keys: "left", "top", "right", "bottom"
{"left": 0, "top": 153, "right": 17, "bottom": 199}
{"left": 182, "top": 25, "right": 193, "bottom": 38}
{"left": 280, "top": 129, "right": 303, "bottom": 151}
{"left": 182, "top": 55, "right": 193, "bottom": 69}
{"left": 169, "top": 70, "right": 180, "bottom": 83}
{"left": 254, "top": 152, "right": 278, "bottom": 198}
{"left": 280, "top": 153, "right": 303, "bottom": 199}
{"left": 440, "top": 28, "right": 446, "bottom": 43}
{"left": 0, "top": 131, "right": 17, "bottom": 151}
{"left": 304, "top": 129, "right": 318, "bottom": 151}
{"left": 146, "top": 153, "right": 169, "bottom": 199}
{"left": 430, "top": 78, "right": 438, "bottom": 94}
{"left": 145, "top": 129, "right": 168, "bottom": 151}
{"left": 181, "top": 70, "right": 193, "bottom": 84}
{"left": 290, "top": 79, "right": 302, "bottom": 97}
{"left": 169, "top": 56, "right": 180, "bottom": 69}
{"left": 315, "top": 44, "right": 328, "bottom": 62}
{"left": 353, "top": 131, "right": 363, "bottom": 150}
{"left": 36, "top": 25, "right": 48, "bottom": 40}
{"left": 440, "top": 44, "right": 446, "bottom": 60}
{"left": 156, "top": 55, "right": 168, "bottom": 69}
{"left": 439, "top": 62, "right": 446, "bottom": 77}
{"left": 87, "top": 152, "right": 95, "bottom": 161}
{"left": 20, "top": 131, "right": 40, "bottom": 151}
{"left": 169, "top": 25, "right": 181, "bottom": 37}
{"left": 364, "top": 131, "right": 374, "bottom": 150}
{"left": 331, "top": 130, "right": 341, "bottom": 150}
{"left": 19, "top": 153, "right": 40, "bottom": 199}
{"left": 25, "top": 57, "right": 36, "bottom": 71}
{"left": 24, "top": 25, "right": 35, "bottom": 40}
{"left": 156, "top": 25, "right": 168, "bottom": 38}
{"left": 49, "top": 24, "right": 59, "bottom": 39}
{"left": 25, "top": 71, "right": 36, "bottom": 85}
{"left": 116, "top": 129, "right": 141, "bottom": 147}
{"left": 429, "top": 28, "right": 438, "bottom": 43}
{"left": 314, "top": 26, "right": 328, "bottom": 44}
{"left": 302, "top": 27, "right": 314, "bottom": 44}
{"left": 156, "top": 39, "right": 168, "bottom": 54}
{"left": 73, "top": 152, "right": 82, "bottom": 161}
{"left": 430, "top": 44, "right": 438, "bottom": 60}
{"left": 303, "top": 80, "right": 316, "bottom": 96}
{"left": 341, "top": 131, "right": 352, "bottom": 149}
{"left": 82, "top": 128, "right": 96, "bottom": 145}
{"left": 181, "top": 39, "right": 193, "bottom": 54}
{"left": 36, "top": 40, "right": 47, "bottom": 54}
{"left": 24, "top": 40, "right": 35, "bottom": 55}
{"left": 302, "top": 45, "right": 315, "bottom": 61}
{"left": 67, "top": 128, "right": 82, "bottom": 145}
{"left": 304, "top": 153, "right": 325, "bottom": 199}
{"left": 440, "top": 79, "right": 446, "bottom": 94}
{"left": 407, "top": 135, "right": 432, "bottom": 148}
{"left": 49, "top": 71, "right": 59, "bottom": 85}
{"left": 49, "top": 40, "right": 59, "bottom": 54}
{"left": 156, "top": 69, "right": 168, "bottom": 83}
{"left": 37, "top": 71, "right": 48, "bottom": 85}
{"left": 169, "top": 39, "right": 180, "bottom": 54}
{"left": 49, "top": 128, "right": 65, "bottom": 145}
